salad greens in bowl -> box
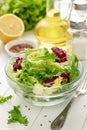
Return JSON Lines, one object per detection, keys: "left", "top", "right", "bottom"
{"left": 5, "top": 47, "right": 83, "bottom": 106}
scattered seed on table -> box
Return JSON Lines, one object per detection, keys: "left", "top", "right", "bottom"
{"left": 25, "top": 105, "right": 28, "bottom": 108}
{"left": 8, "top": 116, "right": 10, "bottom": 118}
{"left": 44, "top": 115, "right": 47, "bottom": 117}
{"left": 40, "top": 123, "right": 43, "bottom": 126}
{"left": 28, "top": 108, "right": 30, "bottom": 111}
{"left": 84, "top": 105, "right": 86, "bottom": 107}
{"left": 49, "top": 120, "right": 51, "bottom": 123}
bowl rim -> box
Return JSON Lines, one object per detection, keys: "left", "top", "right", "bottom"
{"left": 5, "top": 52, "right": 84, "bottom": 98}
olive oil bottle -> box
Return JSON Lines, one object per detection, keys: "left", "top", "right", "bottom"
{"left": 34, "top": 0, "right": 73, "bottom": 54}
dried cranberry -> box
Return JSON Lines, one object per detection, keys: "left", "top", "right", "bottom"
{"left": 51, "top": 47, "right": 67, "bottom": 63}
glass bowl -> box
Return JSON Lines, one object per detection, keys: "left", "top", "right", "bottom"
{"left": 5, "top": 51, "right": 83, "bottom": 106}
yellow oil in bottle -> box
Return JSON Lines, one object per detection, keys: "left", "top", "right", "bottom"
{"left": 34, "top": 1, "right": 73, "bottom": 54}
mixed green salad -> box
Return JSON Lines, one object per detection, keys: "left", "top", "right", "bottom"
{"left": 7, "top": 47, "right": 80, "bottom": 96}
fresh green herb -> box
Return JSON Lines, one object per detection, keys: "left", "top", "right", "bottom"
{"left": 8, "top": 105, "right": 29, "bottom": 126}
{"left": 64, "top": 54, "right": 80, "bottom": 81}
{"left": 25, "top": 48, "right": 57, "bottom": 61}
{"left": 0, "top": 95, "right": 12, "bottom": 104}
{"left": 8, "top": 48, "right": 80, "bottom": 88}
{"left": 0, "top": 0, "right": 46, "bottom": 31}
{"left": 18, "top": 48, "right": 64, "bottom": 85}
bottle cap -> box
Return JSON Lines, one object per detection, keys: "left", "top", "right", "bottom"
{"left": 74, "top": 0, "right": 87, "bottom": 10}
{"left": 70, "top": 15, "right": 86, "bottom": 29}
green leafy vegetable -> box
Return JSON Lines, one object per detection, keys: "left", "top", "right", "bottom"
{"left": 15, "top": 48, "right": 79, "bottom": 86}
{"left": 0, "top": 95, "right": 12, "bottom": 104}
{"left": 0, "top": 0, "right": 46, "bottom": 31}
{"left": 69, "top": 54, "right": 80, "bottom": 80}
{"left": 8, "top": 105, "right": 29, "bottom": 126}
{"left": 7, "top": 48, "right": 80, "bottom": 96}
{"left": 17, "top": 48, "right": 64, "bottom": 85}
{"left": 8, "top": 48, "right": 80, "bottom": 87}
{"left": 63, "top": 54, "right": 80, "bottom": 81}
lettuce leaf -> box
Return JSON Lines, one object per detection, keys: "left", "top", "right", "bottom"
{"left": 8, "top": 105, "right": 29, "bottom": 126}
{"left": 17, "top": 48, "right": 79, "bottom": 86}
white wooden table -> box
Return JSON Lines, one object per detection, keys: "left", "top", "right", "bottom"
{"left": 0, "top": 30, "right": 87, "bottom": 130}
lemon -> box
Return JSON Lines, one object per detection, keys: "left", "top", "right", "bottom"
{"left": 0, "top": 14, "right": 25, "bottom": 44}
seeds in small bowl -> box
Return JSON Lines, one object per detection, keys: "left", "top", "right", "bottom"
{"left": 5, "top": 39, "right": 37, "bottom": 56}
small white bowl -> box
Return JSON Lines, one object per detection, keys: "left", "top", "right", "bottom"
{"left": 5, "top": 39, "right": 38, "bottom": 56}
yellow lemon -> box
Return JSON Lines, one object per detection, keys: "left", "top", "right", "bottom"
{"left": 0, "top": 14, "right": 25, "bottom": 44}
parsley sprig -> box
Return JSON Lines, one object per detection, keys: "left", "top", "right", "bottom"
{"left": 0, "top": 95, "right": 12, "bottom": 104}
{"left": 8, "top": 105, "right": 29, "bottom": 126}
